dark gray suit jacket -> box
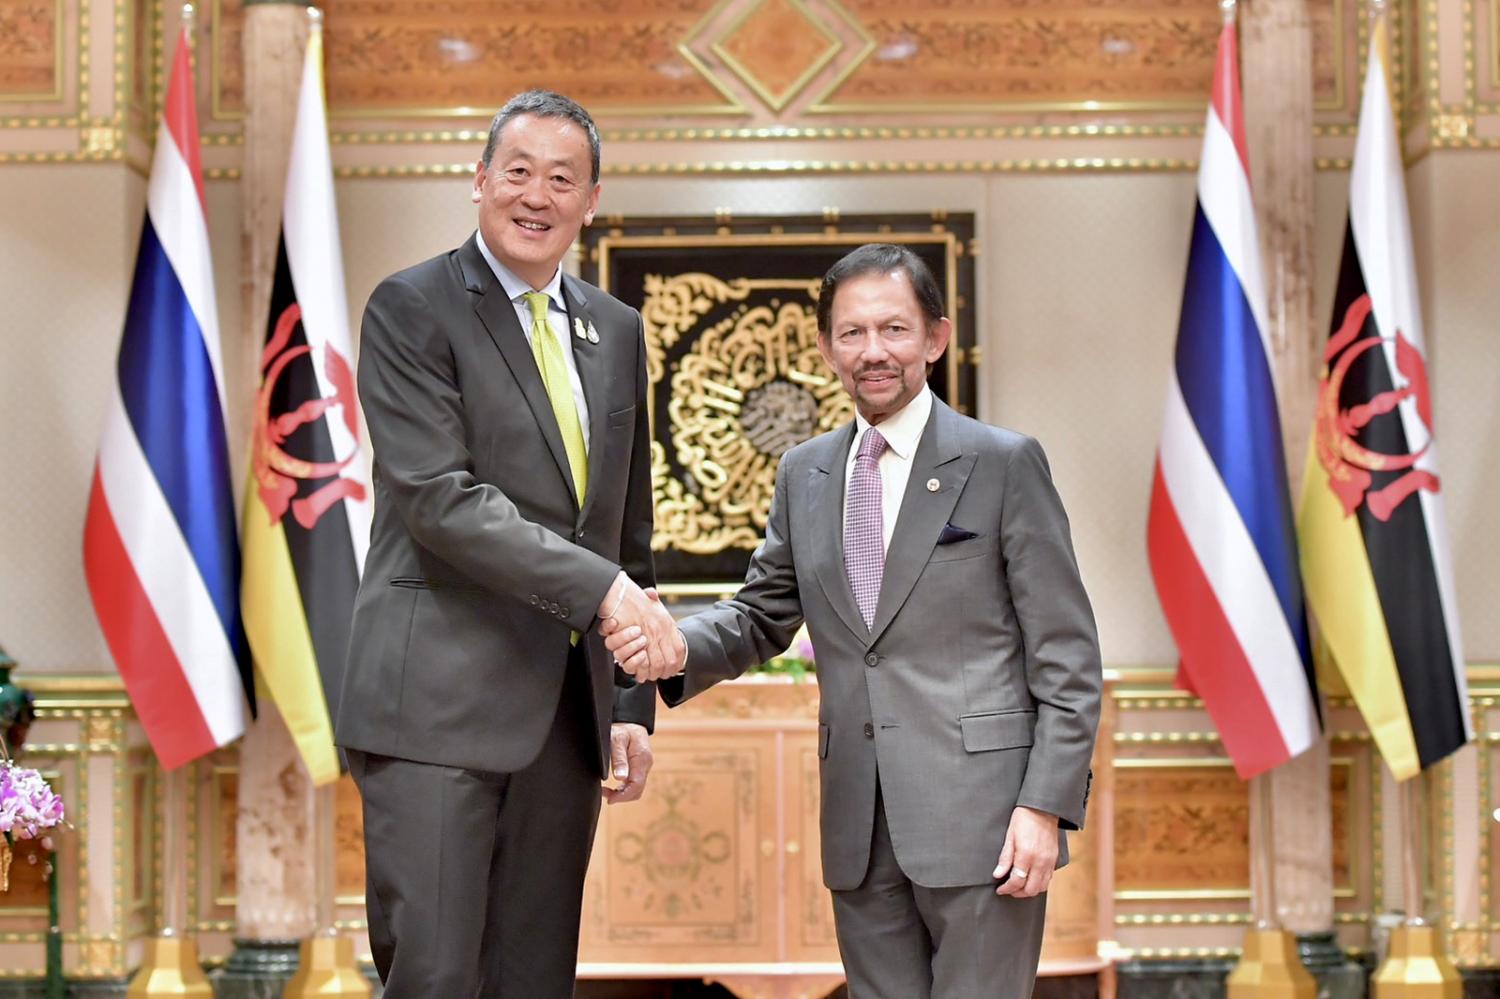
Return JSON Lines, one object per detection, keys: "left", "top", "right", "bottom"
{"left": 663, "top": 399, "right": 1100, "bottom": 890}
{"left": 336, "top": 235, "right": 656, "bottom": 778}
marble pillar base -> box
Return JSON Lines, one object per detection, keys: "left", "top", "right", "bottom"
{"left": 0, "top": 981, "right": 128, "bottom": 998}
{"left": 1117, "top": 958, "right": 1236, "bottom": 999}
{"left": 1298, "top": 931, "right": 1369, "bottom": 999}
{"left": 210, "top": 939, "right": 300, "bottom": 999}
{"left": 1460, "top": 968, "right": 1500, "bottom": 999}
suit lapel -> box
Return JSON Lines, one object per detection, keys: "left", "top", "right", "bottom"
{"left": 563, "top": 275, "right": 610, "bottom": 524}
{"left": 461, "top": 238, "right": 579, "bottom": 509}
{"left": 807, "top": 423, "right": 868, "bottom": 642}
{"left": 867, "top": 401, "right": 975, "bottom": 646}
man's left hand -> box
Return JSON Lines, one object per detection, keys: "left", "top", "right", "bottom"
{"left": 993, "top": 805, "right": 1060, "bottom": 898}
{"left": 602, "top": 723, "right": 653, "bottom": 805}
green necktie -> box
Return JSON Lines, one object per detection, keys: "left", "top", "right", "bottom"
{"left": 524, "top": 292, "right": 587, "bottom": 645}
{"left": 522, "top": 291, "right": 588, "bottom": 505}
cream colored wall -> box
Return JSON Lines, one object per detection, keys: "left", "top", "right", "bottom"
{"left": 1408, "top": 154, "right": 1500, "bottom": 664}
{"left": 1, "top": 165, "right": 144, "bottom": 671}
{"left": 3, "top": 154, "right": 1496, "bottom": 676}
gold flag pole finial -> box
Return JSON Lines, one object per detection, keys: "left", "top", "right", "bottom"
{"left": 307, "top": 4, "right": 323, "bottom": 30}
{"left": 1219, "top": 0, "right": 1237, "bottom": 25}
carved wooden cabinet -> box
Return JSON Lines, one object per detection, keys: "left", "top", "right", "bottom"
{"left": 578, "top": 678, "right": 840, "bottom": 973}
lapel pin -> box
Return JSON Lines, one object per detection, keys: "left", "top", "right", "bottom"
{"left": 573, "top": 317, "right": 587, "bottom": 340}
{"left": 926, "top": 478, "right": 940, "bottom": 492}
{"left": 587, "top": 322, "right": 600, "bottom": 344}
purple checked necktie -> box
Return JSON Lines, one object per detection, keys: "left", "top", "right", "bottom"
{"left": 844, "top": 428, "right": 889, "bottom": 629}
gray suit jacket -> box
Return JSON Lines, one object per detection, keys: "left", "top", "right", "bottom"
{"left": 336, "top": 235, "right": 656, "bottom": 778}
{"left": 663, "top": 399, "right": 1100, "bottom": 890}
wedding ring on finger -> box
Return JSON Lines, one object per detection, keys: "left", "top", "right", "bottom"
{"left": 1012, "top": 869, "right": 1028, "bottom": 879}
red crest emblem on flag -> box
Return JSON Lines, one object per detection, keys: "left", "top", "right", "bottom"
{"left": 252, "top": 303, "right": 367, "bottom": 529}
{"left": 1313, "top": 293, "right": 1440, "bottom": 521}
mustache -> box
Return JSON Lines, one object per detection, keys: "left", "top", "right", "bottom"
{"left": 854, "top": 365, "right": 902, "bottom": 380}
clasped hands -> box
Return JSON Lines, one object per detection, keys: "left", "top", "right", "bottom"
{"left": 596, "top": 572, "right": 685, "bottom": 681}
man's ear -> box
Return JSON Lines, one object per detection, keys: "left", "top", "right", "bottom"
{"left": 925, "top": 316, "right": 954, "bottom": 363}
{"left": 471, "top": 160, "right": 486, "bottom": 204}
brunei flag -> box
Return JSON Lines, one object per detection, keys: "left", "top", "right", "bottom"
{"left": 241, "top": 19, "right": 370, "bottom": 787}
{"left": 1297, "top": 10, "right": 1470, "bottom": 781}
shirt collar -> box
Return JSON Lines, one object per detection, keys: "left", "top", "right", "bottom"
{"left": 475, "top": 229, "right": 565, "bottom": 311}
{"left": 854, "top": 384, "right": 932, "bottom": 461}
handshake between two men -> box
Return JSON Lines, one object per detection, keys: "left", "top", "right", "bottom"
{"left": 597, "top": 572, "right": 685, "bottom": 681}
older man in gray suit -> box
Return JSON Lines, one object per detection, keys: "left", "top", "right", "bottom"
{"left": 338, "top": 91, "right": 682, "bottom": 997}
{"left": 609, "top": 243, "right": 1102, "bottom": 998}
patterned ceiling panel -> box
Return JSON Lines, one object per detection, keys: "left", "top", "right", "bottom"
{"left": 811, "top": 0, "right": 1343, "bottom": 113}
{"left": 210, "top": 0, "right": 742, "bottom": 119}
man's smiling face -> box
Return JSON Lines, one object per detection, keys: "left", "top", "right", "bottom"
{"left": 472, "top": 113, "right": 600, "bottom": 289}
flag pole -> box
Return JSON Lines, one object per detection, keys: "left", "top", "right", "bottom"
{"left": 1371, "top": 767, "right": 1461, "bottom": 998}
{"left": 124, "top": 10, "right": 217, "bottom": 987}
{"left": 1219, "top": 0, "right": 1315, "bottom": 992}
{"left": 279, "top": 5, "right": 368, "bottom": 983}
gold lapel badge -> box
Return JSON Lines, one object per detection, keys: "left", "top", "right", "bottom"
{"left": 926, "top": 478, "right": 940, "bottom": 492}
{"left": 587, "top": 322, "right": 600, "bottom": 344}
{"left": 573, "top": 317, "right": 587, "bottom": 340}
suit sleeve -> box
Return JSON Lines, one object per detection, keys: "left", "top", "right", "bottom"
{"left": 611, "top": 310, "right": 658, "bottom": 729}
{"left": 659, "top": 455, "right": 805, "bottom": 706}
{"left": 1003, "top": 436, "right": 1102, "bottom": 830}
{"left": 357, "top": 274, "right": 620, "bottom": 630}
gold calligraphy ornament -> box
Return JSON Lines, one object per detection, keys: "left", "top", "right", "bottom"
{"left": 642, "top": 273, "right": 852, "bottom": 554}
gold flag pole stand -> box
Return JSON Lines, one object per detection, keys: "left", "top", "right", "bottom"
{"left": 1227, "top": 771, "right": 1317, "bottom": 999}
{"left": 128, "top": 763, "right": 213, "bottom": 997}
{"left": 1372, "top": 770, "right": 1461, "bottom": 999}
{"left": 283, "top": 754, "right": 368, "bottom": 997}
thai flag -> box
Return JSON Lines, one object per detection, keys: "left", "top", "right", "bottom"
{"left": 83, "top": 27, "right": 253, "bottom": 769}
{"left": 1146, "top": 18, "right": 1320, "bottom": 779}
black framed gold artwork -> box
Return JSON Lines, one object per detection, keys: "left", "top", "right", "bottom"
{"left": 583, "top": 214, "right": 977, "bottom": 593}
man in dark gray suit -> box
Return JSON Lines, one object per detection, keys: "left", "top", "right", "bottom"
{"left": 608, "top": 244, "right": 1102, "bottom": 998}
{"left": 336, "top": 91, "right": 683, "bottom": 997}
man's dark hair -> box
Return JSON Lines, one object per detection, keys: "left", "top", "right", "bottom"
{"left": 815, "top": 243, "right": 946, "bottom": 335}
{"left": 481, "top": 90, "right": 601, "bottom": 185}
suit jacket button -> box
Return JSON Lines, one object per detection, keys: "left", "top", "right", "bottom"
{"left": 864, "top": 652, "right": 879, "bottom": 667}
{"left": 530, "top": 595, "right": 539, "bottom": 606}
{"left": 863, "top": 723, "right": 874, "bottom": 738}
{"left": 560, "top": 607, "right": 569, "bottom": 617}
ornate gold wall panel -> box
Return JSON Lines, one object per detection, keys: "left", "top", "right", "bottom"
{"left": 209, "top": 0, "right": 742, "bottom": 121}
{"left": 10, "top": 0, "right": 1500, "bottom": 168}
{"left": 814, "top": 0, "right": 1345, "bottom": 114}
{"left": 0, "top": 0, "right": 63, "bottom": 99}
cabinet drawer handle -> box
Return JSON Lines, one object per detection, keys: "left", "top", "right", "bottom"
{"left": 786, "top": 840, "right": 801, "bottom": 855}
{"left": 761, "top": 840, "right": 776, "bottom": 858}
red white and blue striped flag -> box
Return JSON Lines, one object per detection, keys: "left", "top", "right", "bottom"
{"left": 83, "top": 27, "right": 253, "bottom": 769}
{"left": 1146, "top": 18, "right": 1321, "bottom": 779}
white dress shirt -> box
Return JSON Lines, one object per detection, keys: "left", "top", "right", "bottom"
{"left": 844, "top": 385, "right": 933, "bottom": 552}
{"left": 475, "top": 230, "right": 590, "bottom": 448}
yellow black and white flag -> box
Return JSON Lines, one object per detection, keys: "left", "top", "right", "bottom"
{"left": 1297, "top": 11, "right": 1469, "bottom": 781}
{"left": 241, "top": 19, "right": 370, "bottom": 786}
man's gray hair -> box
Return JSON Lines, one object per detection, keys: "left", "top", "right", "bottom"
{"left": 481, "top": 90, "right": 601, "bottom": 184}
